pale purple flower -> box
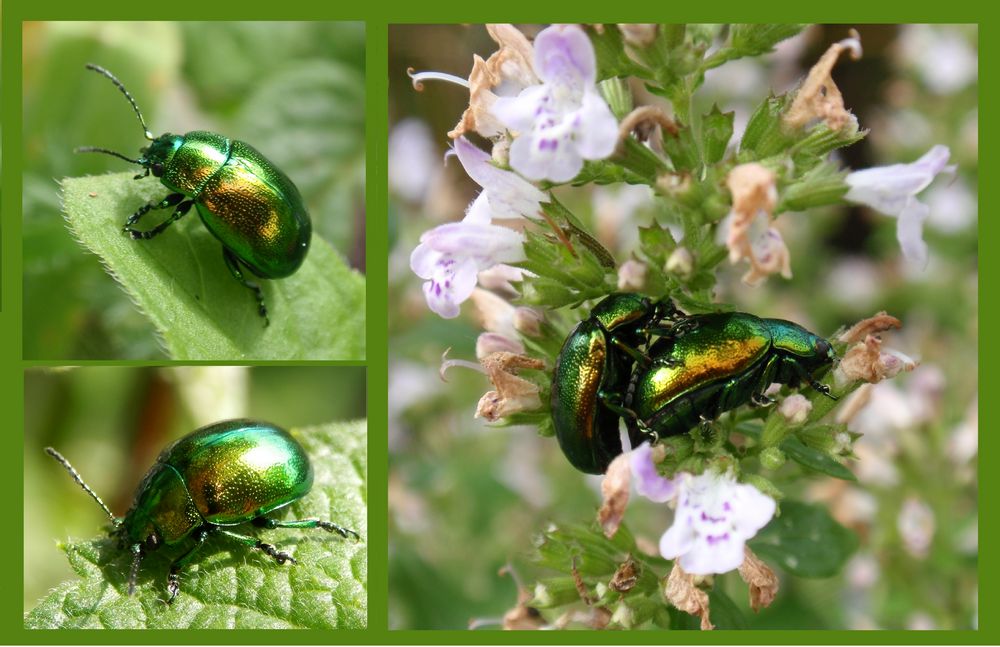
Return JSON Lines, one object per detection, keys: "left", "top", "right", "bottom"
{"left": 897, "top": 497, "right": 936, "bottom": 559}
{"left": 492, "top": 25, "right": 619, "bottom": 182}
{"left": 452, "top": 136, "right": 548, "bottom": 218}
{"left": 629, "top": 441, "right": 677, "bottom": 503}
{"left": 388, "top": 118, "right": 439, "bottom": 202}
{"left": 659, "top": 471, "right": 776, "bottom": 575}
{"left": 410, "top": 195, "right": 525, "bottom": 318}
{"left": 845, "top": 145, "right": 955, "bottom": 267}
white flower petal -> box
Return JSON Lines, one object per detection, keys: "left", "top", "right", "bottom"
{"left": 660, "top": 514, "right": 697, "bottom": 559}
{"left": 462, "top": 193, "right": 492, "bottom": 225}
{"left": 492, "top": 85, "right": 548, "bottom": 133}
{"left": 491, "top": 25, "right": 617, "bottom": 183}
{"left": 845, "top": 145, "right": 953, "bottom": 216}
{"left": 657, "top": 471, "right": 775, "bottom": 575}
{"left": 845, "top": 145, "right": 952, "bottom": 266}
{"left": 896, "top": 196, "right": 931, "bottom": 267}
{"left": 421, "top": 257, "right": 479, "bottom": 319}
{"left": 419, "top": 222, "right": 525, "bottom": 264}
{"left": 534, "top": 25, "right": 596, "bottom": 86}
{"left": 409, "top": 243, "right": 442, "bottom": 280}
{"left": 574, "top": 91, "right": 619, "bottom": 159}
{"left": 630, "top": 442, "right": 678, "bottom": 503}
{"left": 682, "top": 533, "right": 746, "bottom": 575}
{"left": 728, "top": 484, "right": 778, "bottom": 536}
{"left": 410, "top": 200, "right": 526, "bottom": 319}
{"left": 453, "top": 138, "right": 548, "bottom": 219}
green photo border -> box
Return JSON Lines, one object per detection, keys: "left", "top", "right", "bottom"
{"left": 2, "top": 0, "right": 987, "bottom": 644}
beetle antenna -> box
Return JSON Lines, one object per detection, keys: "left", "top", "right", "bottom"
{"left": 84, "top": 63, "right": 154, "bottom": 141}
{"left": 44, "top": 447, "right": 118, "bottom": 525}
{"left": 74, "top": 146, "right": 143, "bottom": 166}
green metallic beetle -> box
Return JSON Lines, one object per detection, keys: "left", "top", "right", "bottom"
{"left": 46, "top": 419, "right": 358, "bottom": 601}
{"left": 627, "top": 312, "right": 838, "bottom": 440}
{"left": 550, "top": 293, "right": 682, "bottom": 474}
{"left": 77, "top": 64, "right": 311, "bottom": 326}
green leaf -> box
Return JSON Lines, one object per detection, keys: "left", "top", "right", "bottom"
{"left": 62, "top": 173, "right": 366, "bottom": 360}
{"left": 665, "top": 588, "right": 746, "bottom": 630}
{"left": 730, "top": 24, "right": 807, "bottom": 58}
{"left": 750, "top": 500, "right": 858, "bottom": 578}
{"left": 707, "top": 587, "right": 749, "bottom": 629}
{"left": 25, "top": 421, "right": 367, "bottom": 629}
{"left": 587, "top": 25, "right": 649, "bottom": 81}
{"left": 661, "top": 121, "right": 700, "bottom": 171}
{"left": 701, "top": 105, "right": 735, "bottom": 165}
{"left": 738, "top": 93, "right": 795, "bottom": 160}
{"left": 782, "top": 435, "right": 857, "bottom": 481}
{"left": 777, "top": 161, "right": 849, "bottom": 213}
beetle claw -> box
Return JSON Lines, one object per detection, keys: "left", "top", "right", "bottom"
{"left": 256, "top": 540, "right": 297, "bottom": 565}
{"left": 319, "top": 521, "right": 361, "bottom": 541}
{"left": 813, "top": 381, "right": 838, "bottom": 400}
{"left": 166, "top": 574, "right": 180, "bottom": 604}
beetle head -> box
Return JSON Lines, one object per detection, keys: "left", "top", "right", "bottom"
{"left": 767, "top": 319, "right": 838, "bottom": 373}
{"left": 140, "top": 134, "right": 184, "bottom": 177}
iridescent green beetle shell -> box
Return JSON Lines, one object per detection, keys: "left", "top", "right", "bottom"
{"left": 550, "top": 293, "right": 659, "bottom": 474}
{"left": 146, "top": 131, "right": 311, "bottom": 278}
{"left": 121, "top": 420, "right": 313, "bottom": 546}
{"left": 629, "top": 312, "right": 835, "bottom": 437}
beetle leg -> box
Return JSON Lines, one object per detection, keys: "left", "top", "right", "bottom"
{"left": 787, "top": 358, "right": 839, "bottom": 400}
{"left": 223, "top": 248, "right": 270, "bottom": 327}
{"left": 811, "top": 381, "right": 838, "bottom": 400}
{"left": 750, "top": 392, "right": 775, "bottom": 407}
{"left": 673, "top": 317, "right": 700, "bottom": 336}
{"left": 127, "top": 543, "right": 144, "bottom": 596}
{"left": 122, "top": 192, "right": 184, "bottom": 230}
{"left": 125, "top": 195, "right": 193, "bottom": 240}
{"left": 599, "top": 391, "right": 639, "bottom": 422}
{"left": 166, "top": 528, "right": 209, "bottom": 603}
{"left": 608, "top": 337, "right": 650, "bottom": 366}
{"left": 654, "top": 297, "right": 686, "bottom": 322}
{"left": 217, "top": 528, "right": 297, "bottom": 565}
{"left": 253, "top": 516, "right": 361, "bottom": 541}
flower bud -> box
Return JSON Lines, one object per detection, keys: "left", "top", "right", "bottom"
{"left": 665, "top": 247, "right": 694, "bottom": 278}
{"left": 513, "top": 307, "right": 543, "bottom": 337}
{"left": 779, "top": 394, "right": 812, "bottom": 425}
{"left": 618, "top": 23, "right": 658, "bottom": 47}
{"left": 476, "top": 332, "right": 524, "bottom": 359}
{"left": 617, "top": 259, "right": 648, "bottom": 292}
{"left": 759, "top": 447, "right": 786, "bottom": 471}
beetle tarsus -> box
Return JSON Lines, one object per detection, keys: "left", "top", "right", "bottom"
{"left": 223, "top": 248, "right": 270, "bottom": 327}
{"left": 318, "top": 521, "right": 361, "bottom": 541}
{"left": 812, "top": 381, "right": 838, "bottom": 400}
{"left": 166, "top": 573, "right": 180, "bottom": 603}
{"left": 255, "top": 540, "right": 297, "bottom": 565}
{"left": 125, "top": 199, "right": 193, "bottom": 240}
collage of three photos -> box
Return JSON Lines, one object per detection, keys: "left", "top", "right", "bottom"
{"left": 18, "top": 21, "right": 978, "bottom": 636}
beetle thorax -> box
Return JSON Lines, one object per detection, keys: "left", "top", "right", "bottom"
{"left": 121, "top": 462, "right": 203, "bottom": 546}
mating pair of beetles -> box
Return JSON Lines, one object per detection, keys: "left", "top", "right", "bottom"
{"left": 551, "top": 293, "right": 839, "bottom": 474}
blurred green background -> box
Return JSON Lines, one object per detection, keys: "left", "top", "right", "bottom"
{"left": 387, "top": 25, "right": 978, "bottom": 630}
{"left": 22, "top": 21, "right": 366, "bottom": 359}
{"left": 23, "top": 365, "right": 366, "bottom": 611}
